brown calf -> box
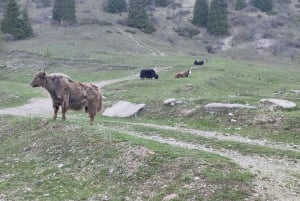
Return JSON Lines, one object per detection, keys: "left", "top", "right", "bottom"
{"left": 30, "top": 69, "right": 102, "bottom": 124}
{"left": 175, "top": 69, "right": 191, "bottom": 78}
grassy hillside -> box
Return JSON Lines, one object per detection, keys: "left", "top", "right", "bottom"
{"left": 0, "top": 116, "right": 254, "bottom": 201}
{"left": 0, "top": 0, "right": 300, "bottom": 200}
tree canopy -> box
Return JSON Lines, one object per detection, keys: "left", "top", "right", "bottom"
{"left": 207, "top": 0, "right": 228, "bottom": 36}
{"left": 192, "top": 0, "right": 208, "bottom": 27}
{"left": 104, "top": 0, "right": 127, "bottom": 13}
{"left": 0, "top": 0, "right": 33, "bottom": 40}
{"left": 52, "top": 0, "right": 76, "bottom": 23}
{"left": 128, "top": 0, "right": 155, "bottom": 33}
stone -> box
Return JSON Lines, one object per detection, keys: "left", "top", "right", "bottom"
{"left": 164, "top": 98, "right": 176, "bottom": 106}
{"left": 204, "top": 103, "right": 256, "bottom": 111}
{"left": 102, "top": 101, "right": 145, "bottom": 117}
{"left": 291, "top": 90, "right": 300, "bottom": 94}
{"left": 162, "top": 194, "right": 178, "bottom": 201}
{"left": 260, "top": 99, "right": 296, "bottom": 109}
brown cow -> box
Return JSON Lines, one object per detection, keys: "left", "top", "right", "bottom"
{"left": 175, "top": 69, "right": 191, "bottom": 78}
{"left": 30, "top": 69, "right": 102, "bottom": 124}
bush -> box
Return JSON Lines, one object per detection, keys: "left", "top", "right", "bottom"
{"left": 174, "top": 26, "right": 200, "bottom": 38}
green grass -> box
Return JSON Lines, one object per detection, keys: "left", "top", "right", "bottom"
{"left": 101, "top": 56, "right": 300, "bottom": 144}
{"left": 1, "top": 53, "right": 299, "bottom": 144}
{"left": 0, "top": 116, "right": 253, "bottom": 200}
{"left": 101, "top": 121, "right": 300, "bottom": 160}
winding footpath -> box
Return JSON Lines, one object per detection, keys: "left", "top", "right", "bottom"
{"left": 0, "top": 75, "right": 299, "bottom": 201}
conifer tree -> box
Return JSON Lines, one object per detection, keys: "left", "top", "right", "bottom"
{"left": 0, "top": 0, "right": 33, "bottom": 39}
{"left": 104, "top": 0, "right": 127, "bottom": 13}
{"left": 252, "top": 0, "right": 273, "bottom": 12}
{"left": 52, "top": 0, "right": 76, "bottom": 23}
{"left": 21, "top": 7, "right": 33, "bottom": 38}
{"left": 207, "top": 0, "right": 228, "bottom": 36}
{"left": 235, "top": 0, "right": 246, "bottom": 11}
{"left": 128, "top": 0, "right": 155, "bottom": 33}
{"left": 52, "top": 0, "right": 63, "bottom": 22}
{"left": 62, "top": 0, "right": 76, "bottom": 22}
{"left": 155, "top": 0, "right": 169, "bottom": 7}
{"left": 192, "top": 0, "right": 208, "bottom": 27}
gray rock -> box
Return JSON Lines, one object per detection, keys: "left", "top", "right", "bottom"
{"left": 291, "top": 90, "right": 300, "bottom": 94}
{"left": 260, "top": 99, "right": 296, "bottom": 109}
{"left": 162, "top": 194, "right": 178, "bottom": 201}
{"left": 102, "top": 101, "right": 145, "bottom": 117}
{"left": 164, "top": 98, "right": 176, "bottom": 106}
{"left": 204, "top": 103, "right": 256, "bottom": 111}
{"left": 164, "top": 98, "right": 183, "bottom": 106}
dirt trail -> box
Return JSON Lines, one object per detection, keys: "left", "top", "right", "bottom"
{"left": 0, "top": 74, "right": 137, "bottom": 117}
{"left": 99, "top": 125, "right": 300, "bottom": 201}
{"left": 125, "top": 122, "right": 300, "bottom": 153}
{"left": 1, "top": 74, "right": 299, "bottom": 200}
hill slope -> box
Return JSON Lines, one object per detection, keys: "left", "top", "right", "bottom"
{"left": 1, "top": 0, "right": 300, "bottom": 61}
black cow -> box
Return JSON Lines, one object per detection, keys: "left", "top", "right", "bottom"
{"left": 194, "top": 60, "right": 205, "bottom": 65}
{"left": 140, "top": 69, "right": 159, "bottom": 79}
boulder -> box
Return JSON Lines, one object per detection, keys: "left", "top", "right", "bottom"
{"left": 164, "top": 98, "right": 176, "bottom": 106}
{"left": 164, "top": 98, "right": 183, "bottom": 106}
{"left": 204, "top": 103, "right": 256, "bottom": 111}
{"left": 162, "top": 194, "right": 178, "bottom": 201}
{"left": 291, "top": 90, "right": 300, "bottom": 94}
{"left": 102, "top": 101, "right": 145, "bottom": 117}
{"left": 260, "top": 99, "right": 296, "bottom": 109}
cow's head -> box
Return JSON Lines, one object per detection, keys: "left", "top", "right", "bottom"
{"left": 155, "top": 74, "right": 159, "bottom": 79}
{"left": 30, "top": 69, "right": 46, "bottom": 87}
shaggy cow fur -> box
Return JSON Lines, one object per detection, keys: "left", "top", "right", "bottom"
{"left": 175, "top": 69, "right": 191, "bottom": 78}
{"left": 140, "top": 69, "right": 159, "bottom": 79}
{"left": 194, "top": 60, "right": 205, "bottom": 65}
{"left": 30, "top": 69, "right": 102, "bottom": 124}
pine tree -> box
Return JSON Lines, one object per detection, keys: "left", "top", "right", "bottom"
{"left": 21, "top": 7, "right": 33, "bottom": 38}
{"left": 0, "top": 0, "right": 33, "bottom": 39}
{"left": 128, "top": 0, "right": 155, "bottom": 33}
{"left": 0, "top": 32, "right": 7, "bottom": 52}
{"left": 52, "top": 0, "right": 76, "bottom": 23}
{"left": 155, "top": 0, "right": 169, "bottom": 7}
{"left": 207, "top": 0, "right": 228, "bottom": 36}
{"left": 104, "top": 0, "right": 127, "bottom": 13}
{"left": 235, "top": 0, "right": 246, "bottom": 11}
{"left": 192, "top": 0, "right": 208, "bottom": 27}
{"left": 61, "top": 0, "right": 76, "bottom": 22}
{"left": 52, "top": 0, "right": 63, "bottom": 22}
{"left": 252, "top": 0, "right": 273, "bottom": 12}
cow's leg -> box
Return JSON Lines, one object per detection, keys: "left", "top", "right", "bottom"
{"left": 89, "top": 112, "right": 96, "bottom": 125}
{"left": 61, "top": 93, "right": 69, "bottom": 121}
{"left": 61, "top": 101, "right": 67, "bottom": 120}
{"left": 53, "top": 105, "right": 59, "bottom": 120}
{"left": 89, "top": 115, "right": 94, "bottom": 125}
{"left": 87, "top": 103, "right": 96, "bottom": 125}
